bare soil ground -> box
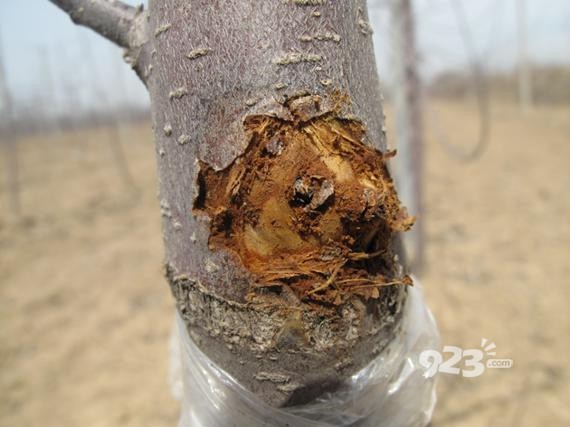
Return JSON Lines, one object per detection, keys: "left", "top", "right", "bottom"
{"left": 1, "top": 100, "right": 569, "bottom": 426}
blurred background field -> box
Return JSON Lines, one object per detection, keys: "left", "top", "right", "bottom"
{"left": 2, "top": 99, "right": 569, "bottom": 427}
{"left": 1, "top": 1, "right": 570, "bottom": 426}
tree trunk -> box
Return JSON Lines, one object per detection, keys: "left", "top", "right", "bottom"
{"left": 50, "top": 0, "right": 414, "bottom": 409}
{"left": 390, "top": 0, "right": 424, "bottom": 272}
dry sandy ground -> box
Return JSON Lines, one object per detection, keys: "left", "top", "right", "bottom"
{"left": 1, "top": 101, "right": 569, "bottom": 426}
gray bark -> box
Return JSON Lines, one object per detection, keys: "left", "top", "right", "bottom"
{"left": 50, "top": 0, "right": 142, "bottom": 48}
{"left": 49, "top": 0, "right": 411, "bottom": 409}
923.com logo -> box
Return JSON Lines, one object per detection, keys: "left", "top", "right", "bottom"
{"left": 419, "top": 338, "right": 513, "bottom": 378}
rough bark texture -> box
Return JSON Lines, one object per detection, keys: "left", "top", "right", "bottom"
{"left": 50, "top": 0, "right": 413, "bottom": 408}
{"left": 148, "top": 0, "right": 411, "bottom": 407}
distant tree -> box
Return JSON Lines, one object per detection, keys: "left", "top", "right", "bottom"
{"left": 0, "top": 31, "right": 20, "bottom": 218}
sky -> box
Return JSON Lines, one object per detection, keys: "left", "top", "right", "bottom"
{"left": 0, "top": 0, "right": 148, "bottom": 116}
{"left": 0, "top": 0, "right": 569, "bottom": 116}
{"left": 370, "top": 0, "right": 570, "bottom": 79}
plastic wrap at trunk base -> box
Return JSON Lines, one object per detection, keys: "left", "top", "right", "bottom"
{"left": 172, "top": 280, "right": 440, "bottom": 427}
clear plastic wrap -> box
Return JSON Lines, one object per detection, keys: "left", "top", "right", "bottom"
{"left": 172, "top": 280, "right": 440, "bottom": 427}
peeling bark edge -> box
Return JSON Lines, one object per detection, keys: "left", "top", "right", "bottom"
{"left": 49, "top": 0, "right": 415, "bottom": 410}
{"left": 48, "top": 0, "right": 150, "bottom": 82}
{"left": 167, "top": 266, "right": 408, "bottom": 407}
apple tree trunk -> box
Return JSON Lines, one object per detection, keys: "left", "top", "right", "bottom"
{"left": 49, "top": 0, "right": 415, "bottom": 408}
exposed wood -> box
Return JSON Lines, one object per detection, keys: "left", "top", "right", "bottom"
{"left": 149, "top": 0, "right": 411, "bottom": 406}
{"left": 50, "top": 0, "right": 414, "bottom": 409}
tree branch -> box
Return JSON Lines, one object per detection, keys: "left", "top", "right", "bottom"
{"left": 49, "top": 0, "right": 141, "bottom": 48}
{"left": 49, "top": 0, "right": 150, "bottom": 83}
